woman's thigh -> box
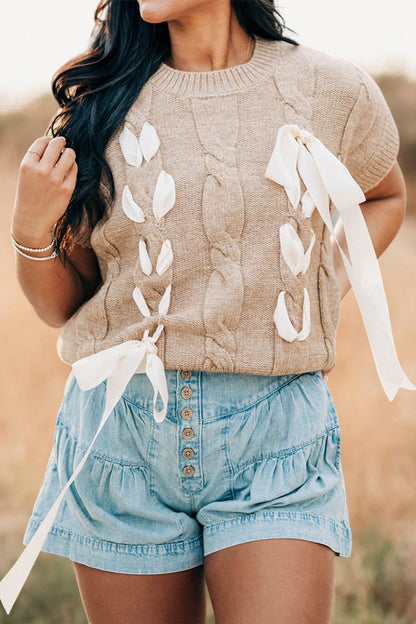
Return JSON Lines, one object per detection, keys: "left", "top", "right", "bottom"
{"left": 73, "top": 561, "right": 206, "bottom": 624}
{"left": 204, "top": 538, "right": 335, "bottom": 624}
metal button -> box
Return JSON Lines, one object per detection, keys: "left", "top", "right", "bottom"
{"left": 182, "top": 428, "right": 194, "bottom": 440}
{"left": 181, "top": 370, "right": 192, "bottom": 379}
{"left": 181, "top": 387, "right": 192, "bottom": 399}
{"left": 181, "top": 407, "right": 193, "bottom": 420}
{"left": 183, "top": 465, "right": 195, "bottom": 476}
{"left": 182, "top": 447, "right": 194, "bottom": 459}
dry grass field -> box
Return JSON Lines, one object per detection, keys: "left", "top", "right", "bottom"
{"left": 0, "top": 77, "right": 415, "bottom": 622}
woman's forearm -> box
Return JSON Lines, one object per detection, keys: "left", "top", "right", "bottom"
{"left": 330, "top": 193, "right": 406, "bottom": 300}
{"left": 12, "top": 225, "right": 88, "bottom": 328}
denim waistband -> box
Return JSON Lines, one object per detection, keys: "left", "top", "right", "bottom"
{"left": 101, "top": 368, "right": 323, "bottom": 424}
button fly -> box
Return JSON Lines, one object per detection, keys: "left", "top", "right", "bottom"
{"left": 181, "top": 407, "right": 192, "bottom": 420}
{"left": 177, "top": 370, "right": 201, "bottom": 493}
{"left": 182, "top": 428, "right": 194, "bottom": 440}
{"left": 183, "top": 465, "right": 195, "bottom": 476}
{"left": 182, "top": 447, "right": 194, "bottom": 459}
{"left": 181, "top": 387, "right": 192, "bottom": 399}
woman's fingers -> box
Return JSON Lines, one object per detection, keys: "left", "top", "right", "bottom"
{"left": 38, "top": 136, "right": 67, "bottom": 170}
{"left": 13, "top": 133, "right": 78, "bottom": 237}
{"left": 54, "top": 144, "right": 77, "bottom": 179}
{"left": 62, "top": 160, "right": 78, "bottom": 195}
{"left": 22, "top": 136, "right": 53, "bottom": 165}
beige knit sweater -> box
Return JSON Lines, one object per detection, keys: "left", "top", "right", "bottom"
{"left": 57, "top": 36, "right": 400, "bottom": 378}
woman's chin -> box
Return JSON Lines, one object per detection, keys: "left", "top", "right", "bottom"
{"left": 138, "top": 1, "right": 173, "bottom": 25}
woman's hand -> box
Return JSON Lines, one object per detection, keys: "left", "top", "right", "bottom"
{"left": 11, "top": 135, "right": 78, "bottom": 246}
{"left": 9, "top": 135, "right": 98, "bottom": 327}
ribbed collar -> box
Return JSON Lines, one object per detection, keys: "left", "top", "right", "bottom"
{"left": 147, "top": 36, "right": 282, "bottom": 97}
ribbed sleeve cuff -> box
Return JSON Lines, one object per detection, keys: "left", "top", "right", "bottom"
{"left": 358, "top": 114, "right": 400, "bottom": 194}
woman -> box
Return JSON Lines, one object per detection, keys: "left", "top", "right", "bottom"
{"left": 2, "top": 0, "right": 414, "bottom": 621}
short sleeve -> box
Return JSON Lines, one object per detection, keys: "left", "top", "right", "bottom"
{"left": 340, "top": 67, "right": 400, "bottom": 194}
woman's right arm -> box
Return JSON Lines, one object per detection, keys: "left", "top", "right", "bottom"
{"left": 11, "top": 135, "right": 102, "bottom": 328}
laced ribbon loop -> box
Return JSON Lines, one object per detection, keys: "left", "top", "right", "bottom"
{"left": 265, "top": 123, "right": 416, "bottom": 401}
{"left": 0, "top": 328, "right": 168, "bottom": 615}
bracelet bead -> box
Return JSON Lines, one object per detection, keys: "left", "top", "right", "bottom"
{"left": 10, "top": 230, "right": 56, "bottom": 252}
{"left": 10, "top": 230, "right": 59, "bottom": 261}
{"left": 13, "top": 246, "right": 59, "bottom": 261}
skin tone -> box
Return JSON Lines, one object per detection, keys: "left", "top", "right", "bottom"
{"left": 11, "top": 137, "right": 100, "bottom": 325}
{"left": 11, "top": 1, "right": 407, "bottom": 622}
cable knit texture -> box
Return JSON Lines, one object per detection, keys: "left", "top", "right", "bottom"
{"left": 58, "top": 37, "right": 400, "bottom": 376}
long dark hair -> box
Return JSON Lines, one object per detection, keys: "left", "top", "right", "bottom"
{"left": 48, "top": 0, "right": 299, "bottom": 265}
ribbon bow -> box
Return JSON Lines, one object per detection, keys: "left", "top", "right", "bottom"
{"left": 265, "top": 123, "right": 416, "bottom": 401}
{"left": 0, "top": 327, "right": 168, "bottom": 614}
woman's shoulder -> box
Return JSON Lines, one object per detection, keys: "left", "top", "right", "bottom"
{"left": 278, "top": 40, "right": 395, "bottom": 134}
{"left": 281, "top": 40, "right": 362, "bottom": 76}
{"left": 278, "top": 40, "right": 377, "bottom": 105}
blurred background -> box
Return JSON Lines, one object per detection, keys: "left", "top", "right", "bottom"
{"left": 0, "top": 1, "right": 415, "bottom": 622}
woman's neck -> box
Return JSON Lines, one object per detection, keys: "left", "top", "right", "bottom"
{"left": 164, "top": 7, "right": 254, "bottom": 72}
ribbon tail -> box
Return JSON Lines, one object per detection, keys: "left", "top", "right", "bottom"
{"left": 0, "top": 344, "right": 148, "bottom": 615}
{"left": 0, "top": 394, "right": 114, "bottom": 614}
{"left": 145, "top": 352, "right": 169, "bottom": 423}
{"left": 341, "top": 256, "right": 416, "bottom": 400}
{"left": 336, "top": 203, "right": 393, "bottom": 338}
{"left": 299, "top": 139, "right": 415, "bottom": 400}
{"left": 104, "top": 344, "right": 148, "bottom": 417}
{"left": 334, "top": 215, "right": 415, "bottom": 399}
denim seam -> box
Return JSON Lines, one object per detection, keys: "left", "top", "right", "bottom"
{"left": 144, "top": 407, "right": 154, "bottom": 466}
{"left": 27, "top": 516, "right": 203, "bottom": 554}
{"left": 322, "top": 381, "right": 341, "bottom": 429}
{"left": 207, "top": 371, "right": 319, "bottom": 421}
{"left": 54, "top": 419, "right": 149, "bottom": 468}
{"left": 174, "top": 369, "right": 180, "bottom": 419}
{"left": 199, "top": 370, "right": 205, "bottom": 490}
{"left": 187, "top": 371, "right": 204, "bottom": 491}
{"left": 231, "top": 423, "right": 340, "bottom": 475}
{"left": 334, "top": 429, "right": 341, "bottom": 471}
{"left": 223, "top": 418, "right": 236, "bottom": 499}
{"left": 102, "top": 378, "right": 155, "bottom": 416}
{"left": 202, "top": 509, "right": 351, "bottom": 538}
{"left": 148, "top": 417, "right": 185, "bottom": 531}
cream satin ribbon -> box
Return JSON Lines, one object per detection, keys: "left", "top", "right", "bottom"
{"left": 265, "top": 123, "right": 416, "bottom": 401}
{"left": 0, "top": 328, "right": 168, "bottom": 615}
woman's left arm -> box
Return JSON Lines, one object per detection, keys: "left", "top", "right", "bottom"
{"left": 331, "top": 159, "right": 407, "bottom": 301}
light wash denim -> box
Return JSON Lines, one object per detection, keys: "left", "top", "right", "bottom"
{"left": 23, "top": 368, "right": 352, "bottom": 573}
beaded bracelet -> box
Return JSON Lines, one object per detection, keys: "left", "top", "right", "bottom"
{"left": 10, "top": 230, "right": 59, "bottom": 261}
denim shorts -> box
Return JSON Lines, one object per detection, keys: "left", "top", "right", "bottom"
{"left": 23, "top": 368, "right": 352, "bottom": 574}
